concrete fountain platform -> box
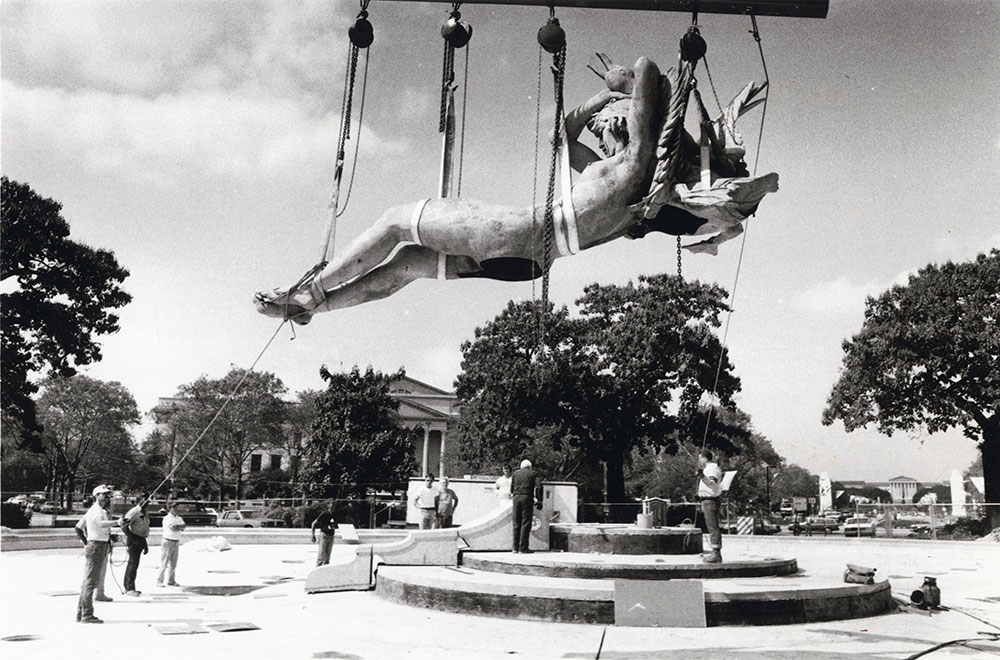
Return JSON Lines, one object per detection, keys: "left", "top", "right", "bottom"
{"left": 1, "top": 536, "right": 998, "bottom": 659}
{"left": 377, "top": 549, "right": 893, "bottom": 626}
{"left": 462, "top": 550, "right": 799, "bottom": 579}
{"left": 549, "top": 522, "right": 703, "bottom": 554}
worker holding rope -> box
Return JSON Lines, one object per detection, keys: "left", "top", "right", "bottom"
{"left": 697, "top": 449, "right": 724, "bottom": 563}
{"left": 74, "top": 485, "right": 122, "bottom": 624}
{"left": 120, "top": 493, "right": 152, "bottom": 596}
{"left": 255, "top": 54, "right": 777, "bottom": 324}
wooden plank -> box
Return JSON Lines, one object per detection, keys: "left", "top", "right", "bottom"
{"left": 339, "top": 522, "right": 361, "bottom": 542}
{"left": 384, "top": 0, "right": 828, "bottom": 19}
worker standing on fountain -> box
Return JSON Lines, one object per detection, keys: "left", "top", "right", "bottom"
{"left": 697, "top": 450, "right": 723, "bottom": 563}
{"left": 511, "top": 459, "right": 540, "bottom": 554}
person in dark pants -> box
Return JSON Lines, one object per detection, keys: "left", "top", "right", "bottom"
{"left": 75, "top": 485, "right": 121, "bottom": 623}
{"left": 510, "top": 459, "right": 540, "bottom": 554}
{"left": 697, "top": 450, "right": 723, "bottom": 563}
{"left": 121, "top": 493, "right": 151, "bottom": 596}
{"left": 311, "top": 501, "right": 337, "bottom": 566}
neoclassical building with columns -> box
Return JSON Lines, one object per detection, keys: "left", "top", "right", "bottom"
{"left": 388, "top": 375, "right": 460, "bottom": 479}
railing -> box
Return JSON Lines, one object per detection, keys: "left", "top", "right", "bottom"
{"left": 844, "top": 502, "right": 998, "bottom": 541}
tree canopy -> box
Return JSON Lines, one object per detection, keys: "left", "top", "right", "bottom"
{"left": 301, "top": 366, "right": 418, "bottom": 499}
{"left": 150, "top": 368, "right": 288, "bottom": 501}
{"left": 1, "top": 178, "right": 132, "bottom": 450}
{"left": 35, "top": 375, "right": 140, "bottom": 508}
{"left": 455, "top": 274, "right": 741, "bottom": 504}
{"left": 822, "top": 249, "right": 1000, "bottom": 526}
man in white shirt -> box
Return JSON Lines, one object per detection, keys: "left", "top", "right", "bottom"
{"left": 697, "top": 450, "right": 724, "bottom": 563}
{"left": 157, "top": 502, "right": 186, "bottom": 587}
{"left": 494, "top": 466, "right": 513, "bottom": 507}
{"left": 75, "top": 485, "right": 121, "bottom": 623}
{"left": 412, "top": 475, "right": 439, "bottom": 530}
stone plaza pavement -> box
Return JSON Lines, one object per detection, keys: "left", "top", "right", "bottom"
{"left": 0, "top": 535, "right": 997, "bottom": 660}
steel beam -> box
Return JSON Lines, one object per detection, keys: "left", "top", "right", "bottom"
{"left": 382, "top": 0, "right": 828, "bottom": 19}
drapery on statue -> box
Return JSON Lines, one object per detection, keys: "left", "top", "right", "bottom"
{"left": 255, "top": 56, "right": 778, "bottom": 325}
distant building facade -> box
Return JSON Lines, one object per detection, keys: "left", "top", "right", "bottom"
{"left": 834, "top": 476, "right": 943, "bottom": 504}
{"left": 388, "top": 375, "right": 460, "bottom": 479}
{"left": 156, "top": 374, "right": 460, "bottom": 490}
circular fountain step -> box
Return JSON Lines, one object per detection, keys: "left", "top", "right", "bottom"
{"left": 375, "top": 563, "right": 894, "bottom": 626}
{"left": 549, "top": 523, "right": 702, "bottom": 554}
{"left": 461, "top": 551, "right": 798, "bottom": 579}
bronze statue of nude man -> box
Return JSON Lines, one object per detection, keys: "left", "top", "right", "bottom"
{"left": 255, "top": 56, "right": 777, "bottom": 324}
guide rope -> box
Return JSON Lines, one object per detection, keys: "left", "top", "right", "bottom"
{"left": 699, "top": 11, "right": 771, "bottom": 452}
{"left": 147, "top": 320, "right": 289, "bottom": 500}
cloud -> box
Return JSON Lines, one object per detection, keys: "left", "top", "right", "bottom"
{"left": 796, "top": 276, "right": 878, "bottom": 315}
{"left": 2, "top": 80, "right": 404, "bottom": 186}
{"left": 1, "top": 1, "right": 348, "bottom": 105}
{"left": 931, "top": 231, "right": 1000, "bottom": 262}
{"left": 796, "top": 231, "right": 1000, "bottom": 316}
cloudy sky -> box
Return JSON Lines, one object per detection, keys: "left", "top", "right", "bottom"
{"left": 3, "top": 0, "right": 997, "bottom": 483}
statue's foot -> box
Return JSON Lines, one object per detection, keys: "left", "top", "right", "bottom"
{"left": 254, "top": 280, "right": 326, "bottom": 325}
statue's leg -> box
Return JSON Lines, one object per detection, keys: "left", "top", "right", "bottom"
{"left": 284, "top": 245, "right": 446, "bottom": 323}
{"left": 316, "top": 204, "right": 414, "bottom": 290}
{"left": 254, "top": 204, "right": 415, "bottom": 316}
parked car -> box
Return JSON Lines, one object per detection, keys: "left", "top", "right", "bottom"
{"left": 217, "top": 509, "right": 284, "bottom": 528}
{"left": 148, "top": 500, "right": 218, "bottom": 527}
{"left": 754, "top": 519, "right": 782, "bottom": 535}
{"left": 842, "top": 516, "right": 878, "bottom": 537}
{"left": 38, "top": 501, "right": 65, "bottom": 514}
{"left": 5, "top": 494, "right": 28, "bottom": 506}
{"left": 805, "top": 516, "right": 840, "bottom": 533}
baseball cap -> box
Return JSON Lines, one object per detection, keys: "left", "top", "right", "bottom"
{"left": 92, "top": 484, "right": 113, "bottom": 496}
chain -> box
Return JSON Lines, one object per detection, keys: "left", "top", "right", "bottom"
{"left": 540, "top": 43, "right": 566, "bottom": 313}
{"left": 439, "top": 42, "right": 455, "bottom": 133}
{"left": 677, "top": 236, "right": 683, "bottom": 278}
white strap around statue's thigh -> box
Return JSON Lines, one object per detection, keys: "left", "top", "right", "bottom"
{"left": 559, "top": 124, "right": 580, "bottom": 255}
{"left": 407, "top": 198, "right": 447, "bottom": 280}
{"left": 409, "top": 198, "right": 431, "bottom": 245}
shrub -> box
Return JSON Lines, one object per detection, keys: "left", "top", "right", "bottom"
{"left": 295, "top": 502, "right": 326, "bottom": 529}
{"left": 264, "top": 504, "right": 295, "bottom": 528}
{"left": 1, "top": 503, "right": 33, "bottom": 529}
{"left": 942, "top": 517, "right": 992, "bottom": 540}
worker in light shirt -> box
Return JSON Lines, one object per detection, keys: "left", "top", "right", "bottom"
{"left": 697, "top": 450, "right": 724, "bottom": 563}
{"left": 157, "top": 502, "right": 186, "bottom": 587}
{"left": 75, "top": 485, "right": 122, "bottom": 624}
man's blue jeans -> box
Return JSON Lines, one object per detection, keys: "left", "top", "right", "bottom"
{"left": 701, "top": 498, "right": 722, "bottom": 551}
{"left": 316, "top": 534, "right": 334, "bottom": 566}
{"left": 77, "top": 541, "right": 109, "bottom": 620}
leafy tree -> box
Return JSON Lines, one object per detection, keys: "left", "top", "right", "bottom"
{"left": 35, "top": 375, "right": 140, "bottom": 509}
{"left": 301, "top": 366, "right": 418, "bottom": 499}
{"left": 1, "top": 178, "right": 131, "bottom": 450}
{"left": 832, "top": 486, "right": 892, "bottom": 507}
{"left": 151, "top": 369, "right": 288, "bottom": 502}
{"left": 769, "top": 464, "right": 819, "bottom": 504}
{"left": 282, "top": 389, "right": 321, "bottom": 488}
{"left": 627, "top": 444, "right": 700, "bottom": 503}
{"left": 455, "top": 300, "right": 572, "bottom": 470}
{"left": 913, "top": 484, "right": 951, "bottom": 505}
{"left": 456, "top": 274, "right": 740, "bottom": 505}
{"left": 822, "top": 250, "right": 1000, "bottom": 527}
{"left": 246, "top": 467, "right": 293, "bottom": 499}
{"left": 1, "top": 425, "right": 48, "bottom": 494}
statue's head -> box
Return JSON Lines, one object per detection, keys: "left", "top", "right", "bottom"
{"left": 588, "top": 53, "right": 635, "bottom": 94}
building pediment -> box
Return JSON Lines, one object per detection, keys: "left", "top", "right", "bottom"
{"left": 397, "top": 399, "right": 454, "bottom": 422}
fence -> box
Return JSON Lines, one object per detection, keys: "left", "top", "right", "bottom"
{"left": 578, "top": 499, "right": 737, "bottom": 532}
{"left": 844, "top": 502, "right": 998, "bottom": 541}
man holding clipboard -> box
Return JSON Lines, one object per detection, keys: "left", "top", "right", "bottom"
{"left": 697, "top": 450, "right": 732, "bottom": 563}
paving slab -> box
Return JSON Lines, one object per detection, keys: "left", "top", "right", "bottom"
{"left": 0, "top": 535, "right": 997, "bottom": 659}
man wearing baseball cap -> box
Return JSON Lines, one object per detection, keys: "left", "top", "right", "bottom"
{"left": 75, "top": 485, "right": 121, "bottom": 624}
